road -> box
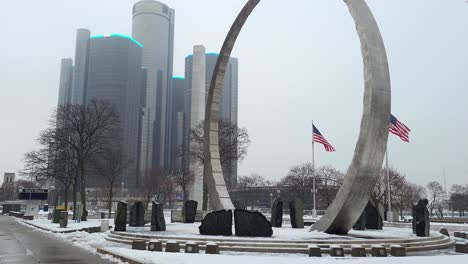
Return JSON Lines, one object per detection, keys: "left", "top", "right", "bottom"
{"left": 0, "top": 215, "right": 114, "bottom": 264}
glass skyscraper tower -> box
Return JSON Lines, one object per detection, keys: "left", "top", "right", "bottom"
{"left": 132, "top": 0, "right": 175, "bottom": 174}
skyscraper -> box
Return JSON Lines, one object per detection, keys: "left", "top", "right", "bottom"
{"left": 85, "top": 34, "right": 145, "bottom": 187}
{"left": 184, "top": 51, "right": 239, "bottom": 189}
{"left": 170, "top": 76, "right": 185, "bottom": 171}
{"left": 57, "top": 58, "right": 74, "bottom": 106}
{"left": 132, "top": 0, "right": 175, "bottom": 174}
{"left": 184, "top": 45, "right": 206, "bottom": 204}
{"left": 205, "top": 54, "right": 239, "bottom": 188}
{"left": 71, "top": 28, "right": 90, "bottom": 105}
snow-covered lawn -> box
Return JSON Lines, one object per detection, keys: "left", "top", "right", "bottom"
{"left": 24, "top": 217, "right": 114, "bottom": 232}
{"left": 99, "top": 247, "right": 468, "bottom": 264}
{"left": 125, "top": 222, "right": 424, "bottom": 241}
{"left": 18, "top": 217, "right": 467, "bottom": 264}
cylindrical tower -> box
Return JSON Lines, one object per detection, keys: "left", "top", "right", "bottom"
{"left": 132, "top": 0, "right": 175, "bottom": 174}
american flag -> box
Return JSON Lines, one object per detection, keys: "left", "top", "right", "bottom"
{"left": 313, "top": 125, "right": 336, "bottom": 152}
{"left": 389, "top": 114, "right": 411, "bottom": 142}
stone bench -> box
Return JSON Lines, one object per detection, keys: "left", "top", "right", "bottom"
{"left": 185, "top": 242, "right": 199, "bottom": 253}
{"left": 308, "top": 245, "right": 322, "bottom": 257}
{"left": 455, "top": 242, "right": 468, "bottom": 254}
{"left": 351, "top": 245, "right": 366, "bottom": 257}
{"left": 329, "top": 245, "right": 344, "bottom": 257}
{"left": 148, "top": 240, "right": 162, "bottom": 251}
{"left": 371, "top": 245, "right": 387, "bottom": 257}
{"left": 205, "top": 242, "right": 220, "bottom": 254}
{"left": 454, "top": 232, "right": 467, "bottom": 239}
{"left": 390, "top": 245, "right": 406, "bottom": 257}
{"left": 132, "top": 240, "right": 147, "bottom": 250}
{"left": 165, "top": 240, "right": 180, "bottom": 253}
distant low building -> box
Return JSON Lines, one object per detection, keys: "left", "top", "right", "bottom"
{"left": 3, "top": 173, "right": 15, "bottom": 185}
{"left": 229, "top": 185, "right": 340, "bottom": 211}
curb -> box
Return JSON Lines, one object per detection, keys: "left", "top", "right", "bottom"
{"left": 97, "top": 247, "right": 143, "bottom": 264}
{"left": 21, "top": 218, "right": 111, "bottom": 234}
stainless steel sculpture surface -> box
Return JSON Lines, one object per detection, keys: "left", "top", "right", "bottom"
{"left": 204, "top": 0, "right": 391, "bottom": 234}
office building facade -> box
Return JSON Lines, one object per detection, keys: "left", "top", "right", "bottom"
{"left": 184, "top": 45, "right": 206, "bottom": 204}
{"left": 170, "top": 76, "right": 185, "bottom": 171}
{"left": 205, "top": 54, "right": 239, "bottom": 188}
{"left": 71, "top": 28, "right": 90, "bottom": 105}
{"left": 132, "top": 0, "right": 175, "bottom": 174}
{"left": 57, "top": 58, "right": 74, "bottom": 106}
{"left": 86, "top": 34, "right": 145, "bottom": 187}
{"left": 183, "top": 51, "right": 239, "bottom": 190}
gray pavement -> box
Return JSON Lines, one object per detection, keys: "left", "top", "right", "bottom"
{"left": 0, "top": 215, "right": 114, "bottom": 264}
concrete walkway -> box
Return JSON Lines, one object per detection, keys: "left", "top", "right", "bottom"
{"left": 0, "top": 215, "right": 114, "bottom": 264}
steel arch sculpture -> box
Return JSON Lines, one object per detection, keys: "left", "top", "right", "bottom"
{"left": 203, "top": 0, "right": 391, "bottom": 234}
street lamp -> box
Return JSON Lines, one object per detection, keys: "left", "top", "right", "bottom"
{"left": 276, "top": 189, "right": 281, "bottom": 198}
{"left": 121, "top": 182, "right": 124, "bottom": 201}
{"left": 269, "top": 193, "right": 273, "bottom": 208}
{"left": 311, "top": 187, "right": 317, "bottom": 218}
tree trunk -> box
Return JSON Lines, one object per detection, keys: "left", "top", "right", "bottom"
{"left": 202, "top": 183, "right": 208, "bottom": 210}
{"left": 64, "top": 185, "right": 69, "bottom": 210}
{"left": 72, "top": 174, "right": 77, "bottom": 220}
{"left": 80, "top": 163, "right": 87, "bottom": 221}
{"left": 108, "top": 185, "right": 113, "bottom": 218}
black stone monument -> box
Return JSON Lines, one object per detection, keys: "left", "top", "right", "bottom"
{"left": 199, "top": 209, "right": 232, "bottom": 236}
{"left": 353, "top": 209, "right": 367, "bottom": 230}
{"left": 184, "top": 200, "right": 198, "bottom": 223}
{"left": 271, "top": 198, "right": 283, "bottom": 228}
{"left": 365, "top": 201, "right": 383, "bottom": 230}
{"left": 130, "top": 201, "right": 145, "bottom": 227}
{"left": 234, "top": 209, "right": 273, "bottom": 237}
{"left": 151, "top": 201, "right": 166, "bottom": 231}
{"left": 114, "top": 201, "right": 127, "bottom": 231}
{"left": 289, "top": 198, "right": 304, "bottom": 228}
{"left": 413, "top": 199, "right": 430, "bottom": 237}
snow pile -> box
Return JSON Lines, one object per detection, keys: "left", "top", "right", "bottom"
{"left": 25, "top": 217, "right": 115, "bottom": 232}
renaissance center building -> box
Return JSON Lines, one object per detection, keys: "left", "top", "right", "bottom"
{"left": 86, "top": 34, "right": 145, "bottom": 187}
{"left": 132, "top": 0, "right": 175, "bottom": 174}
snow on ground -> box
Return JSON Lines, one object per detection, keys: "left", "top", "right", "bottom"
{"left": 18, "top": 216, "right": 467, "bottom": 264}
{"left": 126, "top": 222, "right": 350, "bottom": 241}
{"left": 24, "top": 216, "right": 114, "bottom": 232}
{"left": 100, "top": 247, "right": 468, "bottom": 264}
{"left": 349, "top": 227, "right": 433, "bottom": 239}
{"left": 126, "top": 221, "right": 426, "bottom": 241}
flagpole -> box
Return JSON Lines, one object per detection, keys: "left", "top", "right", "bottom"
{"left": 386, "top": 147, "right": 393, "bottom": 222}
{"left": 312, "top": 120, "right": 317, "bottom": 218}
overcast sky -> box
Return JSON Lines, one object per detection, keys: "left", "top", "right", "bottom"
{"left": 0, "top": 0, "right": 467, "bottom": 187}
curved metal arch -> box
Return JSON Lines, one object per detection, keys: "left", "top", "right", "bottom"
{"left": 204, "top": 0, "right": 391, "bottom": 234}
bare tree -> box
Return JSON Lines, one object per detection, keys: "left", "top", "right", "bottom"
{"left": 279, "top": 163, "right": 314, "bottom": 201}
{"left": 22, "top": 134, "right": 75, "bottom": 209}
{"left": 139, "top": 168, "right": 168, "bottom": 209}
{"left": 450, "top": 184, "right": 468, "bottom": 217}
{"left": 170, "top": 169, "right": 194, "bottom": 204}
{"left": 92, "top": 147, "right": 129, "bottom": 218}
{"left": 54, "top": 100, "right": 120, "bottom": 220}
{"left": 316, "top": 166, "right": 344, "bottom": 207}
{"left": 185, "top": 119, "right": 250, "bottom": 170}
{"left": 237, "top": 174, "right": 270, "bottom": 190}
{"left": 183, "top": 119, "right": 250, "bottom": 209}
{"left": 426, "top": 181, "right": 444, "bottom": 217}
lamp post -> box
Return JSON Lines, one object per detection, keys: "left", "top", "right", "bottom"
{"left": 311, "top": 187, "right": 317, "bottom": 218}
{"left": 121, "top": 182, "right": 124, "bottom": 201}
{"left": 269, "top": 193, "right": 273, "bottom": 208}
